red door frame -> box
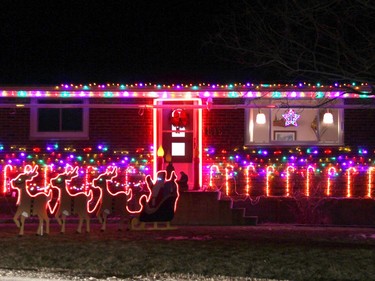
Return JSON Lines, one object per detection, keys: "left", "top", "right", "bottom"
{"left": 153, "top": 98, "right": 202, "bottom": 189}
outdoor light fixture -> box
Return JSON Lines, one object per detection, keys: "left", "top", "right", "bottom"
{"left": 256, "top": 110, "right": 266, "bottom": 124}
{"left": 323, "top": 110, "right": 334, "bottom": 124}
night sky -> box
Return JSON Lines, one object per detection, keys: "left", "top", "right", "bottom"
{"left": 0, "top": 1, "right": 246, "bottom": 85}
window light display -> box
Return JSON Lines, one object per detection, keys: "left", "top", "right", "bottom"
{"left": 282, "top": 109, "right": 301, "bottom": 127}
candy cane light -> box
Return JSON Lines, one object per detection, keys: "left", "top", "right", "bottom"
{"left": 306, "top": 165, "right": 315, "bottom": 197}
{"left": 225, "top": 165, "right": 234, "bottom": 196}
{"left": 285, "top": 166, "right": 295, "bottom": 197}
{"left": 266, "top": 166, "right": 274, "bottom": 197}
{"left": 346, "top": 167, "right": 356, "bottom": 198}
{"left": 245, "top": 164, "right": 255, "bottom": 195}
{"left": 209, "top": 165, "right": 220, "bottom": 189}
{"left": 3, "top": 164, "right": 13, "bottom": 194}
{"left": 326, "top": 167, "right": 336, "bottom": 196}
{"left": 367, "top": 167, "right": 374, "bottom": 198}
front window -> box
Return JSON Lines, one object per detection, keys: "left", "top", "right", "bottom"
{"left": 245, "top": 99, "right": 343, "bottom": 145}
{"left": 30, "top": 99, "right": 89, "bottom": 139}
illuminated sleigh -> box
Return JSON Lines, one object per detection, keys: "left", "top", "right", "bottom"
{"left": 49, "top": 165, "right": 93, "bottom": 234}
{"left": 130, "top": 170, "right": 179, "bottom": 230}
{"left": 10, "top": 165, "right": 52, "bottom": 236}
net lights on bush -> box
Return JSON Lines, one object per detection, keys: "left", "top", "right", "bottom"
{"left": 0, "top": 145, "right": 152, "bottom": 195}
{"left": 204, "top": 146, "right": 375, "bottom": 198}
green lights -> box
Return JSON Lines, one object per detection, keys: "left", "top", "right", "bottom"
{"left": 103, "top": 92, "right": 114, "bottom": 98}
{"left": 17, "top": 91, "right": 28, "bottom": 97}
{"left": 61, "top": 91, "right": 71, "bottom": 97}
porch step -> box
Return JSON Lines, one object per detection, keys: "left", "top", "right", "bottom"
{"left": 230, "top": 207, "right": 258, "bottom": 225}
{"left": 243, "top": 215, "right": 258, "bottom": 226}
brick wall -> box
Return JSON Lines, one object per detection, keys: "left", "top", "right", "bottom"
{"left": 0, "top": 98, "right": 154, "bottom": 155}
{"left": 344, "top": 98, "right": 375, "bottom": 146}
{"left": 1, "top": 96, "right": 375, "bottom": 156}
{"left": 89, "top": 106, "right": 153, "bottom": 153}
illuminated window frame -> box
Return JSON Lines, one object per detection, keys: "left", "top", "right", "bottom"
{"left": 245, "top": 99, "right": 344, "bottom": 146}
{"left": 30, "top": 98, "right": 89, "bottom": 140}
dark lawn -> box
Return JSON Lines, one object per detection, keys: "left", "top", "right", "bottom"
{"left": 0, "top": 222, "right": 374, "bottom": 281}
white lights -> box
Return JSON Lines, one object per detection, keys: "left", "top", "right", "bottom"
{"left": 256, "top": 111, "right": 266, "bottom": 124}
{"left": 323, "top": 110, "right": 334, "bottom": 124}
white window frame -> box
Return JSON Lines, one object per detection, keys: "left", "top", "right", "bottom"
{"left": 245, "top": 99, "right": 344, "bottom": 146}
{"left": 30, "top": 98, "right": 89, "bottom": 140}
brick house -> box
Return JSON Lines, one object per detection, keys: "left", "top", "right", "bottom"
{"left": 1, "top": 82, "right": 375, "bottom": 226}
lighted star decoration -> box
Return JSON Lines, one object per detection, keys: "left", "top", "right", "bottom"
{"left": 282, "top": 109, "right": 300, "bottom": 126}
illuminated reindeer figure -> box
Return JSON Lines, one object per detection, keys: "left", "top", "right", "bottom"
{"left": 50, "top": 165, "right": 92, "bottom": 234}
{"left": 11, "top": 165, "right": 51, "bottom": 236}
{"left": 91, "top": 166, "right": 130, "bottom": 231}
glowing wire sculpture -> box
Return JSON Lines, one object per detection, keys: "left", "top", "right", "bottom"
{"left": 43, "top": 165, "right": 54, "bottom": 190}
{"left": 266, "top": 166, "right": 274, "bottom": 196}
{"left": 285, "top": 166, "right": 295, "bottom": 197}
{"left": 245, "top": 164, "right": 255, "bottom": 195}
{"left": 3, "top": 164, "right": 13, "bottom": 194}
{"left": 346, "top": 167, "right": 356, "bottom": 198}
{"left": 326, "top": 167, "right": 336, "bottom": 196}
{"left": 306, "top": 165, "right": 315, "bottom": 197}
{"left": 209, "top": 165, "right": 220, "bottom": 189}
{"left": 225, "top": 165, "right": 234, "bottom": 196}
{"left": 367, "top": 167, "right": 374, "bottom": 198}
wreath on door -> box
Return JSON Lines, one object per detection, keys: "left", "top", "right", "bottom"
{"left": 170, "top": 109, "right": 188, "bottom": 130}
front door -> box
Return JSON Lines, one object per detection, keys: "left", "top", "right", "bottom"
{"left": 153, "top": 98, "right": 202, "bottom": 190}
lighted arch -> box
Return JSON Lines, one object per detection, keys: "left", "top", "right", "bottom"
{"left": 285, "top": 166, "right": 295, "bottom": 197}
{"left": 306, "top": 165, "right": 315, "bottom": 197}
{"left": 225, "top": 165, "right": 234, "bottom": 196}
{"left": 245, "top": 164, "right": 256, "bottom": 195}
{"left": 367, "top": 167, "right": 374, "bottom": 198}
{"left": 209, "top": 165, "right": 220, "bottom": 189}
{"left": 3, "top": 164, "right": 13, "bottom": 194}
{"left": 346, "top": 167, "right": 356, "bottom": 198}
{"left": 326, "top": 167, "right": 336, "bottom": 196}
{"left": 266, "top": 166, "right": 274, "bottom": 197}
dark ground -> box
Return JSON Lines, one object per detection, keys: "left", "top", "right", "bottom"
{"left": 0, "top": 221, "right": 374, "bottom": 281}
{"left": 0, "top": 220, "right": 374, "bottom": 242}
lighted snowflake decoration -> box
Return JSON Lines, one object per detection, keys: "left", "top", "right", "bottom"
{"left": 282, "top": 109, "right": 300, "bottom": 126}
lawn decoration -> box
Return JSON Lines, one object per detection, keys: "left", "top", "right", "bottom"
{"left": 91, "top": 166, "right": 131, "bottom": 231}
{"left": 130, "top": 170, "right": 179, "bottom": 230}
{"left": 10, "top": 165, "right": 51, "bottom": 236}
{"left": 50, "top": 165, "right": 93, "bottom": 234}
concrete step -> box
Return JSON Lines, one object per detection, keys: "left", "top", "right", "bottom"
{"left": 242, "top": 215, "right": 258, "bottom": 226}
